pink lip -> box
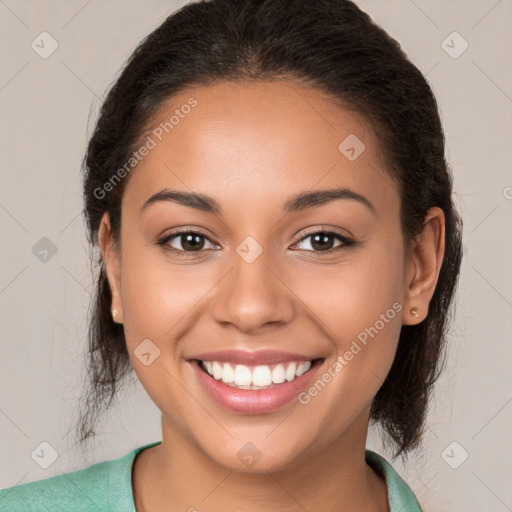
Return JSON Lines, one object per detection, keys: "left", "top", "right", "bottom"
{"left": 189, "top": 358, "right": 323, "bottom": 414}
{"left": 188, "top": 349, "right": 316, "bottom": 365}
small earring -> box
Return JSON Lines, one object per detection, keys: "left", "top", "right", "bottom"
{"left": 111, "top": 309, "right": 118, "bottom": 322}
{"left": 410, "top": 306, "right": 419, "bottom": 318}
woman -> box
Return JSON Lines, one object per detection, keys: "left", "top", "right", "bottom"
{"left": 0, "top": 0, "right": 463, "bottom": 510}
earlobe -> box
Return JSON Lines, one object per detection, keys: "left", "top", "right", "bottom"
{"left": 98, "top": 212, "right": 124, "bottom": 324}
{"left": 402, "top": 207, "right": 446, "bottom": 326}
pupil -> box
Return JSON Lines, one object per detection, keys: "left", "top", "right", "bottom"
{"left": 312, "top": 233, "right": 333, "bottom": 251}
{"left": 182, "top": 234, "right": 204, "bottom": 251}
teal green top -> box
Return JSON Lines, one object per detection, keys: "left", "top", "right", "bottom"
{"left": 0, "top": 442, "right": 423, "bottom": 511}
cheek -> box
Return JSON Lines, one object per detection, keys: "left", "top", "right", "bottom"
{"left": 294, "top": 244, "right": 405, "bottom": 423}
{"left": 116, "top": 246, "right": 206, "bottom": 411}
{"left": 118, "top": 242, "right": 218, "bottom": 346}
{"left": 334, "top": 240, "right": 405, "bottom": 387}
{"left": 294, "top": 238, "right": 405, "bottom": 340}
{"left": 297, "top": 237, "right": 406, "bottom": 396}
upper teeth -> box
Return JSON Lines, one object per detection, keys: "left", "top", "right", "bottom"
{"left": 202, "top": 360, "right": 312, "bottom": 388}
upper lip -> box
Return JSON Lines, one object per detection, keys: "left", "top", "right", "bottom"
{"left": 188, "top": 350, "right": 320, "bottom": 366}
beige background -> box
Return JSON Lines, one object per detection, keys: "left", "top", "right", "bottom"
{"left": 0, "top": 1, "right": 511, "bottom": 510}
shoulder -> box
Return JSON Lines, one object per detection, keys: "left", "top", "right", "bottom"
{"left": 0, "top": 441, "right": 162, "bottom": 512}
{"left": 365, "top": 449, "right": 424, "bottom": 512}
{"left": 0, "top": 459, "right": 112, "bottom": 512}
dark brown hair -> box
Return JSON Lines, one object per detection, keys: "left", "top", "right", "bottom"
{"left": 77, "top": 0, "right": 463, "bottom": 461}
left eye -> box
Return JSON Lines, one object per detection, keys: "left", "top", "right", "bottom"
{"left": 292, "top": 231, "right": 354, "bottom": 252}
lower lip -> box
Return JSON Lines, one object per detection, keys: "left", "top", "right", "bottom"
{"left": 190, "top": 359, "right": 323, "bottom": 414}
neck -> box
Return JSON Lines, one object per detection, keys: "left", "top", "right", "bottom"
{"left": 133, "top": 411, "right": 389, "bottom": 512}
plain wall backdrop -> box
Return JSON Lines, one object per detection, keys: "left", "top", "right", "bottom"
{"left": 0, "top": 1, "right": 511, "bottom": 510}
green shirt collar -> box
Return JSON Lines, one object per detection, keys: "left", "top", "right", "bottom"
{"left": 365, "top": 449, "right": 423, "bottom": 511}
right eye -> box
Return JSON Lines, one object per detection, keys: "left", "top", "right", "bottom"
{"left": 157, "top": 228, "right": 219, "bottom": 256}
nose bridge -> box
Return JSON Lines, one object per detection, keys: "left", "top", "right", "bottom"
{"left": 211, "top": 236, "right": 294, "bottom": 332}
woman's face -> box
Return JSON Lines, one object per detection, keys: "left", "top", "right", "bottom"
{"left": 100, "top": 80, "right": 422, "bottom": 471}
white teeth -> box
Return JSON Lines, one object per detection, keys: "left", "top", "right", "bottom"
{"left": 234, "top": 364, "right": 252, "bottom": 386}
{"left": 296, "top": 361, "right": 311, "bottom": 377}
{"left": 212, "top": 361, "right": 223, "bottom": 380}
{"left": 221, "top": 362, "right": 234, "bottom": 383}
{"left": 272, "top": 364, "right": 286, "bottom": 384}
{"left": 201, "top": 359, "right": 314, "bottom": 388}
{"left": 252, "top": 365, "right": 272, "bottom": 386}
{"left": 285, "top": 362, "right": 297, "bottom": 381}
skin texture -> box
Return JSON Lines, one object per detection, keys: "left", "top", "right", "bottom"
{"left": 98, "top": 80, "right": 445, "bottom": 512}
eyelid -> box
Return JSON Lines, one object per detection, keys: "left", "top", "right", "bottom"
{"left": 293, "top": 225, "right": 353, "bottom": 242}
{"left": 290, "top": 226, "right": 354, "bottom": 251}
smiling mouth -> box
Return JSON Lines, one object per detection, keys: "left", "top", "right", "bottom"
{"left": 195, "top": 358, "right": 324, "bottom": 390}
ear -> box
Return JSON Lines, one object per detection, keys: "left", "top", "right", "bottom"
{"left": 98, "top": 212, "right": 123, "bottom": 324}
{"left": 402, "top": 206, "right": 446, "bottom": 325}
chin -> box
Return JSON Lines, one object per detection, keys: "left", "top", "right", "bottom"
{"left": 199, "top": 435, "right": 308, "bottom": 474}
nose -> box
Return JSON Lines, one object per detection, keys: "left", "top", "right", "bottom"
{"left": 211, "top": 250, "right": 295, "bottom": 334}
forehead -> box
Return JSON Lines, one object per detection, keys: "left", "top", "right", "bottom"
{"left": 122, "top": 80, "right": 399, "bottom": 218}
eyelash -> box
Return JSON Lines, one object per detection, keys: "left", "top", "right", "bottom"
{"left": 156, "top": 227, "right": 356, "bottom": 258}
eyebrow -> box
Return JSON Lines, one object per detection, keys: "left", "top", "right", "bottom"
{"left": 141, "top": 187, "right": 376, "bottom": 216}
